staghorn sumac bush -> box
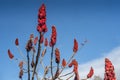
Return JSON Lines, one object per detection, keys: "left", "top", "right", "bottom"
{"left": 7, "top": 3, "right": 117, "bottom": 80}
{"left": 7, "top": 3, "right": 90, "bottom": 80}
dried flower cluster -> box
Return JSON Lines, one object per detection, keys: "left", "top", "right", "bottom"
{"left": 26, "top": 39, "right": 33, "bottom": 52}
{"left": 44, "top": 38, "right": 48, "bottom": 46}
{"left": 87, "top": 67, "right": 94, "bottom": 79}
{"left": 55, "top": 48, "right": 60, "bottom": 64}
{"left": 69, "top": 59, "right": 80, "bottom": 80}
{"left": 62, "top": 59, "right": 67, "bottom": 67}
{"left": 15, "top": 38, "right": 19, "bottom": 46}
{"left": 37, "top": 4, "right": 47, "bottom": 33}
{"left": 34, "top": 36, "right": 38, "bottom": 45}
{"left": 49, "top": 26, "right": 57, "bottom": 47}
{"left": 8, "top": 49, "right": 14, "bottom": 59}
{"left": 19, "top": 61, "right": 24, "bottom": 79}
{"left": 73, "top": 39, "right": 78, "bottom": 53}
{"left": 104, "top": 58, "right": 116, "bottom": 80}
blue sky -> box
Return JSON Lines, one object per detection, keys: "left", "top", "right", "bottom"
{"left": 0, "top": 0, "right": 120, "bottom": 80}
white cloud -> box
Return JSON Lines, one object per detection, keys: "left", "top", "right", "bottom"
{"left": 61, "top": 46, "right": 120, "bottom": 80}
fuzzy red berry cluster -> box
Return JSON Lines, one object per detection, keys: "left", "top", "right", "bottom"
{"left": 87, "top": 67, "right": 94, "bottom": 79}
{"left": 49, "top": 26, "right": 57, "bottom": 47}
{"left": 104, "top": 58, "right": 116, "bottom": 80}
{"left": 37, "top": 4, "right": 47, "bottom": 33}
{"left": 69, "top": 59, "right": 80, "bottom": 80}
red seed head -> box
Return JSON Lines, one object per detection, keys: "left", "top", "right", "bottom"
{"left": 34, "top": 36, "right": 38, "bottom": 45}
{"left": 26, "top": 39, "right": 33, "bottom": 52}
{"left": 73, "top": 39, "right": 78, "bottom": 53}
{"left": 62, "top": 59, "right": 67, "bottom": 67}
{"left": 8, "top": 49, "right": 14, "bottom": 59}
{"left": 50, "top": 26, "right": 57, "bottom": 47}
{"left": 44, "top": 38, "right": 48, "bottom": 46}
{"left": 87, "top": 67, "right": 94, "bottom": 78}
{"left": 104, "top": 58, "right": 116, "bottom": 80}
{"left": 19, "top": 61, "right": 23, "bottom": 69}
{"left": 68, "top": 59, "right": 78, "bottom": 74}
{"left": 37, "top": 4, "right": 47, "bottom": 33}
{"left": 15, "top": 38, "right": 19, "bottom": 46}
{"left": 42, "top": 24, "right": 47, "bottom": 32}
{"left": 37, "top": 25, "right": 42, "bottom": 33}
{"left": 19, "top": 69, "right": 23, "bottom": 79}
{"left": 55, "top": 48, "right": 60, "bottom": 64}
{"left": 40, "top": 35, "right": 44, "bottom": 43}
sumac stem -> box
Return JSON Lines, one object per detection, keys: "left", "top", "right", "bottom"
{"left": 51, "top": 46, "right": 54, "bottom": 79}
{"left": 27, "top": 52, "right": 30, "bottom": 80}
{"left": 32, "top": 33, "right": 42, "bottom": 80}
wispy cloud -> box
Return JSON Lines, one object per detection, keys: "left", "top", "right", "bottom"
{"left": 62, "top": 46, "right": 120, "bottom": 80}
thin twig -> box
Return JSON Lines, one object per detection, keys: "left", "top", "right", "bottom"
{"left": 53, "top": 63, "right": 59, "bottom": 80}
{"left": 32, "top": 33, "right": 42, "bottom": 80}
{"left": 66, "top": 73, "right": 74, "bottom": 80}
{"left": 17, "top": 46, "right": 27, "bottom": 64}
{"left": 17, "top": 46, "right": 26, "bottom": 59}
{"left": 40, "top": 57, "right": 45, "bottom": 70}
{"left": 37, "top": 47, "right": 46, "bottom": 72}
{"left": 27, "top": 51, "right": 30, "bottom": 80}
{"left": 51, "top": 46, "right": 54, "bottom": 80}
{"left": 36, "top": 55, "right": 45, "bottom": 74}
{"left": 43, "top": 66, "right": 49, "bottom": 80}
{"left": 14, "top": 58, "right": 27, "bottom": 67}
{"left": 59, "top": 71, "right": 73, "bottom": 77}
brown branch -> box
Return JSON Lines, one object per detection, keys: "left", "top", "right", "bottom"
{"left": 66, "top": 73, "right": 74, "bottom": 80}
{"left": 43, "top": 66, "right": 49, "bottom": 80}
{"left": 37, "top": 47, "right": 46, "bottom": 73}
{"left": 27, "top": 51, "right": 30, "bottom": 80}
{"left": 53, "top": 63, "right": 59, "bottom": 80}
{"left": 59, "top": 71, "right": 73, "bottom": 78}
{"left": 32, "top": 33, "right": 42, "bottom": 80}
{"left": 51, "top": 46, "right": 54, "bottom": 80}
